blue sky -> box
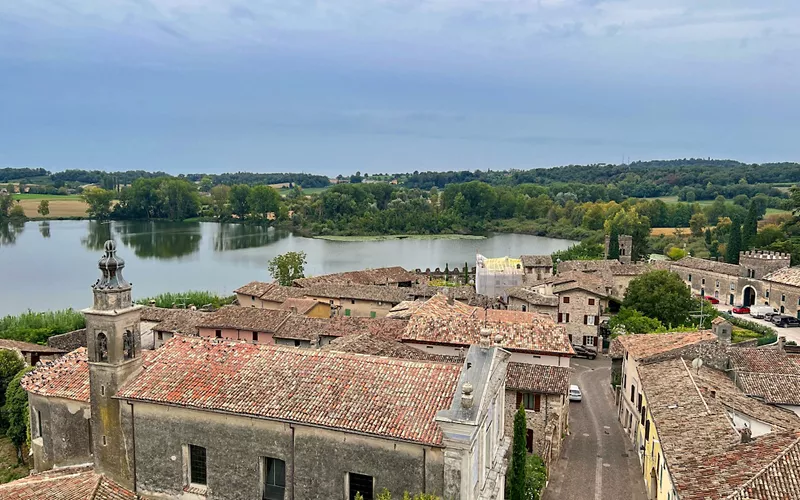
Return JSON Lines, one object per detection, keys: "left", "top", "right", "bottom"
{"left": 1, "top": 0, "right": 798, "bottom": 176}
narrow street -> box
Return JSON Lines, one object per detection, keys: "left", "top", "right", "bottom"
{"left": 545, "top": 357, "right": 647, "bottom": 500}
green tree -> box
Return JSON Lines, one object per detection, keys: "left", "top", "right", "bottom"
{"left": 742, "top": 201, "right": 758, "bottom": 249}
{"left": 248, "top": 185, "right": 282, "bottom": 221}
{"left": 623, "top": 270, "right": 694, "bottom": 327}
{"left": 666, "top": 247, "right": 687, "bottom": 261}
{"left": 9, "top": 204, "right": 26, "bottom": 221}
{"left": 689, "top": 213, "right": 707, "bottom": 237}
{"left": 268, "top": 251, "right": 307, "bottom": 286}
{"left": 607, "top": 227, "right": 620, "bottom": 260}
{"left": 81, "top": 187, "right": 115, "bottom": 219}
{"left": 508, "top": 404, "right": 527, "bottom": 500}
{"left": 463, "top": 261, "right": 470, "bottom": 284}
{"left": 604, "top": 207, "right": 650, "bottom": 261}
{"left": 726, "top": 218, "right": 742, "bottom": 264}
{"left": 0, "top": 192, "right": 13, "bottom": 219}
{"left": 608, "top": 307, "right": 664, "bottom": 335}
{"left": 210, "top": 185, "right": 231, "bottom": 219}
{"left": 704, "top": 228, "right": 712, "bottom": 245}
{"left": 199, "top": 176, "right": 214, "bottom": 192}
{"left": 37, "top": 199, "right": 50, "bottom": 217}
{"left": 0, "top": 351, "right": 25, "bottom": 431}
{"left": 158, "top": 178, "right": 200, "bottom": 220}
{"left": 229, "top": 184, "right": 251, "bottom": 220}
{"left": 524, "top": 455, "right": 548, "bottom": 500}
{"left": 4, "top": 367, "right": 33, "bottom": 463}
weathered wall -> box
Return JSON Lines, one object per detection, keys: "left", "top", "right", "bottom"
{"left": 132, "top": 403, "right": 444, "bottom": 500}
{"left": 198, "top": 327, "right": 275, "bottom": 344}
{"left": 503, "top": 390, "right": 565, "bottom": 462}
{"left": 505, "top": 297, "right": 557, "bottom": 320}
{"left": 557, "top": 289, "right": 603, "bottom": 346}
{"left": 47, "top": 329, "right": 87, "bottom": 351}
{"left": 236, "top": 293, "right": 263, "bottom": 308}
{"left": 28, "top": 394, "right": 91, "bottom": 472}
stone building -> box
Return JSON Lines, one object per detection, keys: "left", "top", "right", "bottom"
{"left": 519, "top": 255, "right": 553, "bottom": 282}
{"left": 15, "top": 241, "right": 511, "bottom": 500}
{"left": 0, "top": 339, "right": 64, "bottom": 366}
{"left": 503, "top": 287, "right": 559, "bottom": 318}
{"left": 475, "top": 254, "right": 524, "bottom": 298}
{"left": 604, "top": 234, "right": 634, "bottom": 264}
{"left": 291, "top": 266, "right": 419, "bottom": 288}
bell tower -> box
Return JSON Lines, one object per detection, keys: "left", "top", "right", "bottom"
{"left": 84, "top": 240, "right": 142, "bottom": 489}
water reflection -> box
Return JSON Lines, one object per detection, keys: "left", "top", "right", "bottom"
{"left": 115, "top": 221, "right": 202, "bottom": 259}
{"left": 0, "top": 221, "right": 25, "bottom": 246}
{"left": 213, "top": 224, "right": 289, "bottom": 252}
{"left": 81, "top": 221, "right": 113, "bottom": 251}
{"left": 38, "top": 222, "right": 50, "bottom": 239}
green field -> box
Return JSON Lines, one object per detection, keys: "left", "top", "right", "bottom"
{"left": 12, "top": 193, "right": 83, "bottom": 200}
{"left": 315, "top": 234, "right": 485, "bottom": 242}
{"left": 278, "top": 186, "right": 330, "bottom": 196}
{"left": 643, "top": 195, "right": 790, "bottom": 214}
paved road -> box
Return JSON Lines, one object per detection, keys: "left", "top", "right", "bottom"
{"left": 714, "top": 304, "right": 800, "bottom": 343}
{"left": 545, "top": 357, "right": 648, "bottom": 500}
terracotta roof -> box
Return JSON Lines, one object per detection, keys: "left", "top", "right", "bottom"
{"left": 528, "top": 270, "right": 609, "bottom": 296}
{"left": 0, "top": 465, "right": 135, "bottom": 499}
{"left": 410, "top": 284, "right": 476, "bottom": 301}
{"left": 726, "top": 435, "right": 800, "bottom": 500}
{"left": 386, "top": 300, "right": 426, "bottom": 319}
{"left": 275, "top": 315, "right": 408, "bottom": 341}
{"left": 256, "top": 284, "right": 308, "bottom": 303}
{"left": 729, "top": 348, "right": 800, "bottom": 405}
{"left": 278, "top": 298, "right": 321, "bottom": 315}
{"left": 403, "top": 294, "right": 573, "bottom": 355}
{"left": 673, "top": 256, "right": 740, "bottom": 276}
{"left": 323, "top": 332, "right": 458, "bottom": 362}
{"left": 233, "top": 280, "right": 275, "bottom": 298}
{"left": 504, "top": 287, "right": 559, "bottom": 307}
{"left": 612, "top": 331, "right": 717, "bottom": 361}
{"left": 116, "top": 336, "right": 461, "bottom": 446}
{"left": 520, "top": 255, "right": 553, "bottom": 268}
{"left": 301, "top": 283, "right": 410, "bottom": 303}
{"left": 558, "top": 260, "right": 651, "bottom": 276}
{"left": 146, "top": 309, "right": 211, "bottom": 335}
{"left": 197, "top": 306, "right": 292, "bottom": 333}
{"left": 0, "top": 339, "right": 65, "bottom": 354}
{"left": 505, "top": 363, "right": 570, "bottom": 395}
{"left": 21, "top": 348, "right": 91, "bottom": 402}
{"left": 729, "top": 348, "right": 800, "bottom": 375}
{"left": 293, "top": 267, "right": 418, "bottom": 287}
{"left": 763, "top": 267, "right": 800, "bottom": 287}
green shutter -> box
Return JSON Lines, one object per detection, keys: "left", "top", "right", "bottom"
{"left": 344, "top": 309, "right": 351, "bottom": 317}
{"left": 370, "top": 311, "right": 377, "bottom": 318}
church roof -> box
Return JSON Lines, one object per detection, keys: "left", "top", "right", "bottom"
{"left": 21, "top": 348, "right": 91, "bottom": 403}
{"left": 116, "top": 336, "right": 462, "bottom": 446}
{"left": 0, "top": 465, "right": 134, "bottom": 499}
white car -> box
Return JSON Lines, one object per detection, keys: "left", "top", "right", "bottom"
{"left": 569, "top": 384, "right": 582, "bottom": 402}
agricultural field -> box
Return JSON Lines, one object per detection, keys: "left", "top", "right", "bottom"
{"left": 17, "top": 198, "right": 89, "bottom": 218}
{"left": 12, "top": 194, "right": 82, "bottom": 201}
{"left": 278, "top": 186, "right": 329, "bottom": 196}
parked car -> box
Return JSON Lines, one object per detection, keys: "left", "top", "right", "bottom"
{"left": 704, "top": 295, "right": 720, "bottom": 304}
{"left": 749, "top": 306, "right": 775, "bottom": 319}
{"left": 572, "top": 345, "right": 597, "bottom": 360}
{"left": 569, "top": 385, "right": 583, "bottom": 402}
{"left": 731, "top": 305, "right": 751, "bottom": 314}
{"left": 772, "top": 315, "right": 800, "bottom": 328}
{"left": 764, "top": 311, "right": 780, "bottom": 322}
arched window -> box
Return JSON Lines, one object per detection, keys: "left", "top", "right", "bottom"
{"left": 123, "top": 330, "right": 134, "bottom": 360}
{"left": 97, "top": 333, "right": 108, "bottom": 362}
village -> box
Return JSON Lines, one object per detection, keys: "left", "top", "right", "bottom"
{"left": 1, "top": 233, "right": 800, "bottom": 500}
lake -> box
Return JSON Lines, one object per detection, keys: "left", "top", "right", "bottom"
{"left": 0, "top": 220, "right": 575, "bottom": 316}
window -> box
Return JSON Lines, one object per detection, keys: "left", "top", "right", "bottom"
{"left": 644, "top": 419, "right": 651, "bottom": 442}
{"left": 641, "top": 407, "right": 646, "bottom": 425}
{"left": 701, "top": 278, "right": 705, "bottom": 285}
{"left": 588, "top": 298, "right": 595, "bottom": 306}
{"left": 556, "top": 313, "right": 570, "bottom": 323}
{"left": 782, "top": 294, "right": 787, "bottom": 302}
{"left": 157, "top": 332, "right": 163, "bottom": 342}
{"left": 526, "top": 429, "right": 534, "bottom": 453}
{"left": 584, "top": 336, "right": 596, "bottom": 347}
{"left": 348, "top": 473, "right": 373, "bottom": 500}
{"left": 370, "top": 311, "right": 377, "bottom": 318}
{"left": 96, "top": 332, "right": 108, "bottom": 362}
{"left": 350, "top": 299, "right": 356, "bottom": 305}
{"left": 622, "top": 373, "right": 626, "bottom": 389}
{"left": 715, "top": 280, "right": 720, "bottom": 288}
{"left": 188, "top": 445, "right": 207, "bottom": 486}
{"left": 251, "top": 296, "right": 255, "bottom": 301}
{"left": 630, "top": 385, "right": 635, "bottom": 404}
{"left": 519, "top": 393, "right": 541, "bottom": 412}
{"left": 731, "top": 283, "right": 735, "bottom": 290}
{"left": 766, "top": 291, "right": 770, "bottom": 298}
{"left": 215, "top": 330, "right": 222, "bottom": 338}
{"left": 688, "top": 274, "right": 692, "bottom": 282}
{"left": 521, "top": 305, "right": 527, "bottom": 312}
{"left": 584, "top": 315, "right": 597, "bottom": 326}
{"left": 294, "top": 340, "right": 301, "bottom": 347}
{"left": 261, "top": 457, "right": 286, "bottom": 500}
{"left": 102, "top": 435, "right": 107, "bottom": 446}
{"left": 562, "top": 296, "right": 570, "bottom": 304}
{"left": 123, "top": 330, "right": 134, "bottom": 360}
{"left": 253, "top": 332, "right": 259, "bottom": 342}
{"left": 781, "top": 306, "right": 785, "bottom": 313}
{"left": 637, "top": 393, "right": 642, "bottom": 413}
{"left": 344, "top": 309, "right": 351, "bottom": 317}
{"left": 36, "top": 410, "right": 42, "bottom": 438}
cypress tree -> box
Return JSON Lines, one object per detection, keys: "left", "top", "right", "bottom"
{"left": 742, "top": 201, "right": 758, "bottom": 249}
{"left": 463, "top": 262, "right": 469, "bottom": 285}
{"left": 607, "top": 227, "right": 620, "bottom": 260}
{"left": 726, "top": 219, "right": 743, "bottom": 264}
{"left": 508, "top": 404, "right": 528, "bottom": 500}
{"left": 704, "top": 228, "right": 712, "bottom": 246}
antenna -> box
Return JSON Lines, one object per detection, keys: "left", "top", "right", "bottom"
{"left": 691, "top": 357, "right": 704, "bottom": 374}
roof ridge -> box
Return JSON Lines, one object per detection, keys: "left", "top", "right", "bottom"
{"left": 89, "top": 473, "right": 103, "bottom": 499}
{"left": 724, "top": 435, "right": 800, "bottom": 499}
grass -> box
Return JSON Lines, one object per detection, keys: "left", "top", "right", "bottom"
{"left": 765, "top": 207, "right": 791, "bottom": 215}
{"left": 0, "top": 437, "right": 28, "bottom": 485}
{"left": 0, "top": 309, "right": 86, "bottom": 345}
{"left": 278, "top": 186, "right": 330, "bottom": 196}
{"left": 136, "top": 291, "right": 236, "bottom": 309}
{"left": 650, "top": 227, "right": 692, "bottom": 236}
{"left": 12, "top": 194, "right": 83, "bottom": 200}
{"left": 314, "top": 234, "right": 486, "bottom": 242}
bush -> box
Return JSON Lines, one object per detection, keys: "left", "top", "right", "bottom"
{"left": 608, "top": 308, "right": 663, "bottom": 335}
{"left": 3, "top": 367, "right": 33, "bottom": 464}
{"left": 525, "top": 455, "right": 547, "bottom": 500}
{"left": 720, "top": 312, "right": 776, "bottom": 338}
{"left": 0, "top": 309, "right": 85, "bottom": 345}
{"left": 136, "top": 291, "right": 235, "bottom": 309}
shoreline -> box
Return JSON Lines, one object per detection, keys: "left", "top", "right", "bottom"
{"left": 313, "top": 234, "right": 487, "bottom": 242}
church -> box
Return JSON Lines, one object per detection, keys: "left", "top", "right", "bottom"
{"left": 3, "top": 241, "right": 510, "bottom": 500}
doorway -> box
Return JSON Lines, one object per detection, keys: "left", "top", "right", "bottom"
{"left": 742, "top": 287, "right": 756, "bottom": 307}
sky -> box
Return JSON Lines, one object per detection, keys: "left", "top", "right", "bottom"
{"left": 1, "top": 0, "right": 799, "bottom": 176}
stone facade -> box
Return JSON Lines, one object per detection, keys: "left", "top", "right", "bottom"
{"left": 502, "top": 391, "right": 566, "bottom": 466}
{"left": 505, "top": 296, "right": 557, "bottom": 319}
{"left": 29, "top": 394, "right": 91, "bottom": 471}
{"left": 605, "top": 234, "right": 633, "bottom": 264}
{"left": 47, "top": 329, "right": 87, "bottom": 351}
{"left": 555, "top": 289, "right": 606, "bottom": 348}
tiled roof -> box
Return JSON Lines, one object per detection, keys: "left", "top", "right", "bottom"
{"left": 403, "top": 294, "right": 573, "bottom": 355}
{"left": 233, "top": 281, "right": 275, "bottom": 298}
{"left": 257, "top": 284, "right": 308, "bottom": 303}
{"left": 726, "top": 435, "right": 800, "bottom": 500}
{"left": 323, "top": 332, "right": 458, "bottom": 362}
{"left": 147, "top": 309, "right": 211, "bottom": 335}
{"left": 410, "top": 284, "right": 476, "bottom": 301}
{"left": 558, "top": 260, "right": 651, "bottom": 276}
{"left": 278, "top": 298, "right": 321, "bottom": 315}
{"left": 197, "top": 306, "right": 292, "bottom": 333}
{"left": 673, "top": 256, "right": 740, "bottom": 276}
{"left": 386, "top": 300, "right": 426, "bottom": 319}
{"left": 729, "top": 348, "right": 800, "bottom": 405}
{"left": 520, "top": 255, "right": 553, "bottom": 268}
{"left": 292, "top": 266, "right": 418, "bottom": 287}
{"left": 0, "top": 465, "right": 135, "bottom": 499}
{"left": 301, "top": 283, "right": 411, "bottom": 303}
{"left": 763, "top": 267, "right": 800, "bottom": 287}
{"left": 117, "top": 336, "right": 461, "bottom": 446}
{"left": 276, "top": 315, "right": 408, "bottom": 341}
{"left": 505, "top": 363, "right": 570, "bottom": 395}
{"left": 612, "top": 331, "right": 717, "bottom": 361}
{"left": 0, "top": 339, "right": 65, "bottom": 354}
{"left": 528, "top": 270, "right": 609, "bottom": 296}
{"left": 504, "top": 287, "right": 559, "bottom": 307}
{"left": 21, "top": 348, "right": 91, "bottom": 402}
{"left": 729, "top": 348, "right": 800, "bottom": 375}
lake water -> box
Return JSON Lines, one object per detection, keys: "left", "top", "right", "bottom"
{"left": 0, "top": 220, "right": 575, "bottom": 316}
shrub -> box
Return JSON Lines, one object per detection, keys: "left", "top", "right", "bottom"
{"left": 135, "top": 291, "right": 235, "bottom": 309}
{"left": 0, "top": 309, "right": 85, "bottom": 345}
{"left": 525, "top": 454, "right": 548, "bottom": 500}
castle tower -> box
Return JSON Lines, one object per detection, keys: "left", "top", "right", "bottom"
{"left": 738, "top": 250, "right": 791, "bottom": 279}
{"left": 84, "top": 240, "right": 142, "bottom": 489}
{"left": 604, "top": 234, "right": 634, "bottom": 264}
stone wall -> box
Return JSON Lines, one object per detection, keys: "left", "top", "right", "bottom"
{"left": 503, "top": 390, "right": 566, "bottom": 467}
{"left": 505, "top": 297, "right": 557, "bottom": 320}
{"left": 739, "top": 251, "right": 791, "bottom": 279}
{"left": 132, "top": 402, "right": 444, "bottom": 499}
{"left": 558, "top": 289, "right": 603, "bottom": 347}
{"left": 47, "top": 329, "right": 87, "bottom": 352}
{"left": 28, "top": 393, "right": 91, "bottom": 472}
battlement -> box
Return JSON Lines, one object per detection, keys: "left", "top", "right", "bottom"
{"left": 739, "top": 250, "right": 792, "bottom": 260}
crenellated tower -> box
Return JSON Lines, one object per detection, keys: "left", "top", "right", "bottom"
{"left": 84, "top": 240, "right": 142, "bottom": 489}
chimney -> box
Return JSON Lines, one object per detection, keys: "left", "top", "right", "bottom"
{"left": 778, "top": 336, "right": 786, "bottom": 353}
{"left": 291, "top": 306, "right": 298, "bottom": 314}
{"left": 149, "top": 300, "right": 156, "bottom": 307}
{"left": 709, "top": 389, "right": 716, "bottom": 399}
{"left": 461, "top": 382, "right": 474, "bottom": 409}
{"left": 740, "top": 426, "right": 752, "bottom": 444}
{"left": 479, "top": 328, "right": 492, "bottom": 349}
{"left": 447, "top": 293, "right": 455, "bottom": 306}
{"left": 494, "top": 334, "right": 504, "bottom": 346}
